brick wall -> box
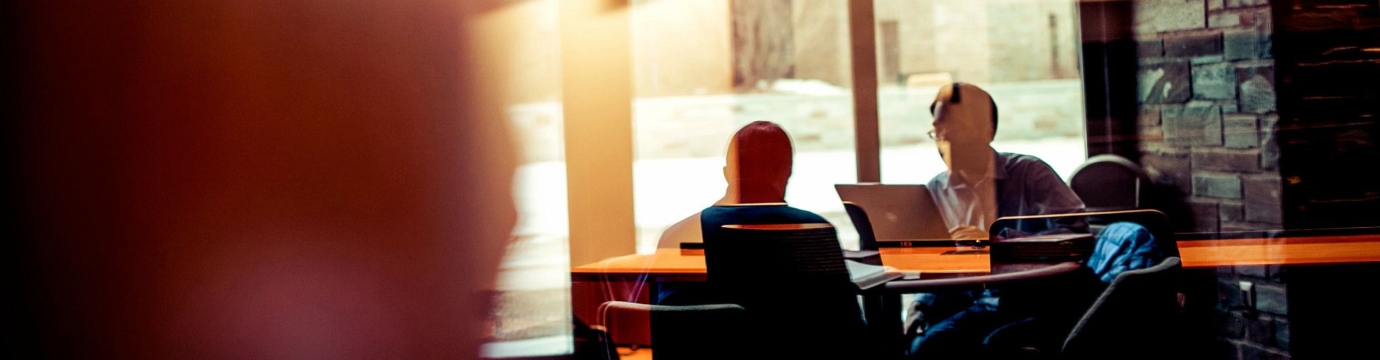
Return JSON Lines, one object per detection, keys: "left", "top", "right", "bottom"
{"left": 1133, "top": 0, "right": 1283, "bottom": 234}
{"left": 1213, "top": 265, "right": 1292, "bottom": 359}
{"left": 1131, "top": 1, "right": 1289, "bottom": 359}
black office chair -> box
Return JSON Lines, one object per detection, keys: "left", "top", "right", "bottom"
{"left": 843, "top": 201, "right": 880, "bottom": 251}
{"left": 1067, "top": 154, "right": 1152, "bottom": 212}
{"left": 596, "top": 300, "right": 748, "bottom": 360}
{"left": 1059, "top": 257, "right": 1183, "bottom": 360}
{"left": 979, "top": 257, "right": 1183, "bottom": 360}
{"left": 980, "top": 211, "right": 1183, "bottom": 360}
{"left": 703, "top": 223, "right": 886, "bottom": 359}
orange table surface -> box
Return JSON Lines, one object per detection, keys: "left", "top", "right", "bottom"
{"left": 572, "top": 234, "right": 1380, "bottom": 278}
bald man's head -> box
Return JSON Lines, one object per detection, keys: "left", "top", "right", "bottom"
{"left": 930, "top": 82, "right": 999, "bottom": 140}
{"left": 930, "top": 82, "right": 999, "bottom": 178}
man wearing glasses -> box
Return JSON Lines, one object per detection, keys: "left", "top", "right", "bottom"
{"left": 907, "top": 82, "right": 1092, "bottom": 360}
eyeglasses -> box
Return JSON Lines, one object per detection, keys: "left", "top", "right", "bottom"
{"left": 926, "top": 130, "right": 940, "bottom": 140}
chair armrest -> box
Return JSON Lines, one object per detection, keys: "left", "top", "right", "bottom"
{"left": 883, "top": 262, "right": 1082, "bottom": 294}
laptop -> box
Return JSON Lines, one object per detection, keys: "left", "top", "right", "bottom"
{"left": 835, "top": 183, "right": 954, "bottom": 247}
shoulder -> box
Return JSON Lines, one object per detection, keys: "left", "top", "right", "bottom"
{"left": 657, "top": 211, "right": 703, "bottom": 248}
{"left": 999, "top": 152, "right": 1053, "bottom": 168}
{"left": 999, "top": 152, "right": 1061, "bottom": 178}
{"left": 783, "top": 206, "right": 828, "bottom": 223}
{"left": 926, "top": 171, "right": 951, "bottom": 189}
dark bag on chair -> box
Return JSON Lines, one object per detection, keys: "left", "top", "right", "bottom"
{"left": 990, "top": 233, "right": 1095, "bottom": 263}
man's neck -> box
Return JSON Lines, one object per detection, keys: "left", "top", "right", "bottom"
{"left": 720, "top": 187, "right": 786, "bottom": 205}
{"left": 737, "top": 195, "right": 787, "bottom": 204}
{"left": 952, "top": 149, "right": 996, "bottom": 186}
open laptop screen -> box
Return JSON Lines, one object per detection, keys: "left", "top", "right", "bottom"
{"left": 835, "top": 184, "right": 953, "bottom": 245}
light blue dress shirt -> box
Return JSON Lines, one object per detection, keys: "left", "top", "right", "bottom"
{"left": 926, "top": 151, "right": 1086, "bottom": 236}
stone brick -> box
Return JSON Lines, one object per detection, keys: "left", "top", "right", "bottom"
{"left": 1140, "top": 127, "right": 1165, "bottom": 144}
{"left": 1135, "top": 0, "right": 1207, "bottom": 34}
{"left": 1142, "top": 151, "right": 1192, "bottom": 194}
{"left": 1164, "top": 105, "right": 1223, "bottom": 146}
{"left": 1140, "top": 135, "right": 1169, "bottom": 153}
{"left": 1140, "top": 109, "right": 1163, "bottom": 128}
{"left": 1217, "top": 310, "right": 1246, "bottom": 339}
{"left": 1238, "top": 66, "right": 1277, "bottom": 113}
{"left": 1275, "top": 320, "right": 1291, "bottom": 351}
{"left": 1166, "top": 32, "right": 1223, "bottom": 58}
{"left": 1208, "top": 0, "right": 1224, "bottom": 11}
{"left": 1200, "top": 105, "right": 1225, "bottom": 147}
{"left": 1194, "top": 63, "right": 1238, "bottom": 99}
{"left": 1255, "top": 283, "right": 1288, "bottom": 315}
{"left": 1138, "top": 110, "right": 1165, "bottom": 143}
{"left": 1244, "top": 175, "right": 1283, "bottom": 224}
{"left": 1224, "top": 114, "right": 1259, "bottom": 148}
{"left": 1268, "top": 264, "right": 1286, "bottom": 282}
{"left": 1248, "top": 208, "right": 1284, "bottom": 225}
{"left": 1245, "top": 316, "right": 1275, "bottom": 346}
{"left": 1139, "top": 38, "right": 1165, "bottom": 58}
{"left": 1241, "top": 344, "right": 1288, "bottom": 360}
{"left": 1236, "top": 265, "right": 1267, "bottom": 278}
{"left": 1159, "top": 106, "right": 1192, "bottom": 146}
{"left": 1218, "top": 280, "right": 1242, "bottom": 311}
{"left": 1225, "top": 30, "right": 1272, "bottom": 60}
{"left": 1193, "top": 148, "right": 1261, "bottom": 172}
{"left": 1191, "top": 55, "right": 1226, "bottom": 65}
{"left": 1222, "top": 221, "right": 1275, "bottom": 231}
{"left": 1225, "top": 0, "right": 1269, "bottom": 8}
{"left": 1241, "top": 8, "right": 1274, "bottom": 32}
{"left": 1221, "top": 201, "right": 1245, "bottom": 223}
{"left": 1191, "top": 200, "right": 1221, "bottom": 232}
{"left": 1243, "top": 175, "right": 1281, "bottom": 202}
{"left": 1261, "top": 115, "right": 1280, "bottom": 169}
{"left": 1210, "top": 12, "right": 1242, "bottom": 28}
{"left": 1138, "top": 62, "right": 1192, "bottom": 104}
{"left": 1195, "top": 173, "right": 1243, "bottom": 199}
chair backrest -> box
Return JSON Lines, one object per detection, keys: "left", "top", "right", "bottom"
{"left": 1061, "top": 257, "right": 1182, "bottom": 360}
{"left": 702, "top": 223, "right": 874, "bottom": 358}
{"left": 597, "top": 301, "right": 748, "bottom": 360}
{"left": 1068, "top": 154, "right": 1152, "bottom": 212}
{"left": 842, "top": 201, "right": 879, "bottom": 251}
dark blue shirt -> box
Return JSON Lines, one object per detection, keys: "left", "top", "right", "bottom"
{"left": 700, "top": 204, "right": 829, "bottom": 242}
{"left": 655, "top": 203, "right": 828, "bottom": 305}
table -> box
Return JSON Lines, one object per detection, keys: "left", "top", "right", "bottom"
{"left": 571, "top": 246, "right": 996, "bottom": 283}
{"left": 1176, "top": 233, "right": 1380, "bottom": 267}
{"left": 572, "top": 234, "right": 1380, "bottom": 357}
{"left": 573, "top": 234, "right": 1380, "bottom": 279}
{"left": 572, "top": 246, "right": 1080, "bottom": 357}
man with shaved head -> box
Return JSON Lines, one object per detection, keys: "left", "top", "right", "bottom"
{"left": 907, "top": 82, "right": 1091, "bottom": 359}
{"left": 654, "top": 121, "right": 827, "bottom": 305}
{"left": 926, "top": 82, "right": 1085, "bottom": 241}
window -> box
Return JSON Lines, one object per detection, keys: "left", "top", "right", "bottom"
{"left": 875, "top": 0, "right": 1087, "bottom": 184}
{"left": 631, "top": 0, "right": 861, "bottom": 252}
{"left": 487, "top": 1, "right": 1094, "bottom": 357}
{"left": 481, "top": 0, "right": 572, "bottom": 357}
